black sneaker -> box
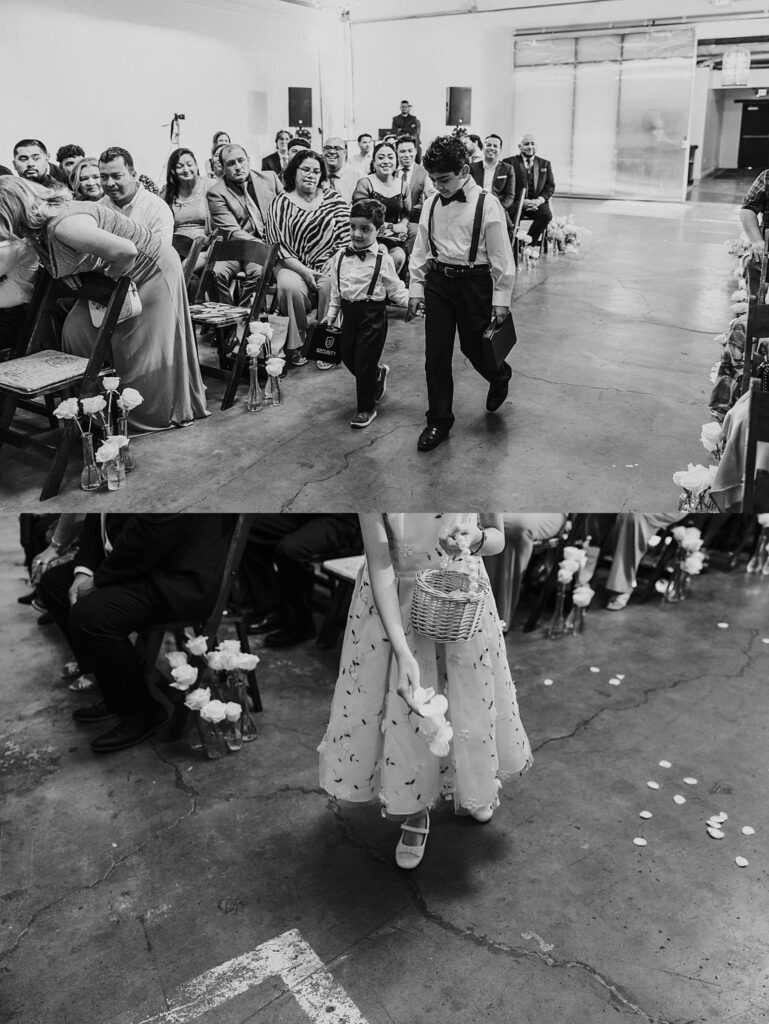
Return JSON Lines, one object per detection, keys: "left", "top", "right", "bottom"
{"left": 350, "top": 410, "right": 377, "bottom": 428}
{"left": 374, "top": 364, "right": 389, "bottom": 404}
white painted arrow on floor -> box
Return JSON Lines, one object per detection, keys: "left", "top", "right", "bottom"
{"left": 118, "top": 928, "right": 368, "bottom": 1024}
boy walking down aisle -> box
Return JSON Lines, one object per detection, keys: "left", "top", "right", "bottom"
{"left": 408, "top": 135, "right": 515, "bottom": 453}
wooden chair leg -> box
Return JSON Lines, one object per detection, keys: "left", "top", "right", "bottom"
{"left": 222, "top": 327, "right": 251, "bottom": 411}
{"left": 0, "top": 392, "right": 21, "bottom": 452}
{"left": 522, "top": 562, "right": 559, "bottom": 633}
{"left": 39, "top": 419, "right": 77, "bottom": 502}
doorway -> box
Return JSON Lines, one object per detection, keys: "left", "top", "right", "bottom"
{"left": 737, "top": 99, "right": 769, "bottom": 169}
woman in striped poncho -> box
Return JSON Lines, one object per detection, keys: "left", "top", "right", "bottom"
{"left": 265, "top": 148, "right": 350, "bottom": 363}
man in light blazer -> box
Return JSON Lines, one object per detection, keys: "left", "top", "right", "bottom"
{"left": 397, "top": 134, "right": 433, "bottom": 254}
{"left": 507, "top": 134, "right": 555, "bottom": 247}
{"left": 206, "top": 143, "right": 283, "bottom": 304}
{"left": 469, "top": 134, "right": 519, "bottom": 238}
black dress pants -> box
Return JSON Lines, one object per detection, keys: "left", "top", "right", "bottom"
{"left": 424, "top": 268, "right": 511, "bottom": 430}
{"left": 525, "top": 201, "right": 553, "bottom": 245}
{"left": 39, "top": 564, "right": 189, "bottom": 719}
{"left": 240, "top": 514, "right": 362, "bottom": 628}
{"left": 340, "top": 298, "right": 387, "bottom": 413}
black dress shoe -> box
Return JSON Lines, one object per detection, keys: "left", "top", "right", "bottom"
{"left": 73, "top": 701, "right": 117, "bottom": 724}
{"left": 17, "top": 591, "right": 36, "bottom": 605}
{"left": 486, "top": 379, "right": 509, "bottom": 412}
{"left": 247, "top": 611, "right": 282, "bottom": 636}
{"left": 264, "top": 626, "right": 317, "bottom": 648}
{"left": 90, "top": 708, "right": 168, "bottom": 754}
{"left": 417, "top": 425, "right": 450, "bottom": 452}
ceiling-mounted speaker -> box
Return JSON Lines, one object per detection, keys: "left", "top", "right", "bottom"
{"left": 288, "top": 87, "right": 313, "bottom": 127}
{"left": 446, "top": 87, "right": 472, "bottom": 126}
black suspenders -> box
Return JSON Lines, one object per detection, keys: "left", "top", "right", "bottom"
{"left": 337, "top": 251, "right": 384, "bottom": 300}
{"left": 426, "top": 190, "right": 487, "bottom": 266}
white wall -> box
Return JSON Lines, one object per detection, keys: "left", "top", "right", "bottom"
{"left": 2, "top": 0, "right": 346, "bottom": 183}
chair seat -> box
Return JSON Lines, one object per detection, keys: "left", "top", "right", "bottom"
{"left": 0, "top": 350, "right": 91, "bottom": 395}
{"left": 189, "top": 302, "right": 250, "bottom": 327}
{"left": 321, "top": 555, "right": 365, "bottom": 582}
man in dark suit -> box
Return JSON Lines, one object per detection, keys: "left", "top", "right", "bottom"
{"left": 261, "top": 130, "right": 292, "bottom": 177}
{"left": 469, "top": 134, "right": 519, "bottom": 238}
{"left": 391, "top": 100, "right": 422, "bottom": 161}
{"left": 206, "top": 144, "right": 283, "bottom": 304}
{"left": 397, "top": 134, "right": 433, "bottom": 254}
{"left": 38, "top": 514, "right": 233, "bottom": 754}
{"left": 507, "top": 134, "right": 555, "bottom": 248}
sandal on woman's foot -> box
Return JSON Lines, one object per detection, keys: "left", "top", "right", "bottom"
{"left": 68, "top": 674, "right": 97, "bottom": 693}
{"left": 395, "top": 809, "right": 430, "bottom": 870}
{"left": 61, "top": 661, "right": 81, "bottom": 680}
{"left": 606, "top": 592, "right": 631, "bottom": 611}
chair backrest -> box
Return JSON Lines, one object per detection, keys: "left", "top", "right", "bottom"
{"left": 742, "top": 378, "right": 769, "bottom": 510}
{"left": 742, "top": 236, "right": 769, "bottom": 393}
{"left": 172, "top": 233, "right": 207, "bottom": 289}
{"left": 199, "top": 513, "right": 256, "bottom": 641}
{"left": 511, "top": 188, "right": 526, "bottom": 236}
{"left": 194, "top": 233, "right": 279, "bottom": 322}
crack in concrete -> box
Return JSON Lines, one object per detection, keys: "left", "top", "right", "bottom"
{"left": 0, "top": 741, "right": 198, "bottom": 962}
{"left": 513, "top": 368, "right": 701, "bottom": 404}
{"left": 137, "top": 912, "right": 171, "bottom": 1011}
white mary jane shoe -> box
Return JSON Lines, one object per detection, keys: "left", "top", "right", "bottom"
{"left": 395, "top": 810, "right": 430, "bottom": 870}
{"left": 469, "top": 805, "right": 494, "bottom": 823}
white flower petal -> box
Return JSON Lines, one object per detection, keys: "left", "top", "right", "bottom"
{"left": 673, "top": 795, "right": 686, "bottom": 805}
{"left": 608, "top": 677, "right": 621, "bottom": 686}
{"left": 683, "top": 777, "right": 698, "bottom": 785}
{"left": 659, "top": 760, "right": 672, "bottom": 768}
{"left": 735, "top": 856, "right": 749, "bottom": 867}
{"left": 543, "top": 678, "right": 554, "bottom": 686}
{"left": 742, "top": 826, "right": 755, "bottom": 836}
{"left": 717, "top": 622, "right": 729, "bottom": 629}
{"left": 589, "top": 666, "right": 600, "bottom": 673}
{"left": 647, "top": 781, "right": 660, "bottom": 790}
{"left": 639, "top": 811, "right": 653, "bottom": 819}
{"left": 707, "top": 827, "right": 725, "bottom": 839}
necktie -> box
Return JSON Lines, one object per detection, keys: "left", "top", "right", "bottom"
{"left": 345, "top": 247, "right": 368, "bottom": 260}
{"left": 440, "top": 191, "right": 467, "bottom": 206}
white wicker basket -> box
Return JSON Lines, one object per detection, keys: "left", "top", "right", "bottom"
{"left": 411, "top": 567, "right": 489, "bottom": 643}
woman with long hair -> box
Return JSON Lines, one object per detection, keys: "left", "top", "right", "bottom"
{"left": 0, "top": 176, "right": 208, "bottom": 432}
{"left": 206, "top": 131, "right": 230, "bottom": 178}
{"left": 68, "top": 158, "right": 104, "bottom": 201}
{"left": 161, "top": 147, "right": 210, "bottom": 239}
{"left": 352, "top": 141, "right": 411, "bottom": 274}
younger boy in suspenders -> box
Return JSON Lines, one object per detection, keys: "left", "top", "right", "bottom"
{"left": 323, "top": 199, "right": 408, "bottom": 428}
{"left": 408, "top": 135, "right": 515, "bottom": 452}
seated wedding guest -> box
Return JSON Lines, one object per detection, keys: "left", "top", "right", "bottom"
{"left": 739, "top": 168, "right": 769, "bottom": 298}
{"left": 68, "top": 158, "right": 104, "bottom": 201}
{"left": 13, "top": 139, "right": 67, "bottom": 189}
{"left": 508, "top": 135, "right": 555, "bottom": 250}
{"left": 0, "top": 176, "right": 208, "bottom": 431}
{"left": 205, "top": 130, "right": 231, "bottom": 177}
{"left": 602, "top": 514, "right": 686, "bottom": 609}
{"left": 241, "top": 513, "right": 362, "bottom": 647}
{"left": 207, "top": 144, "right": 226, "bottom": 181}
{"left": 464, "top": 134, "right": 483, "bottom": 162}
{"left": 323, "top": 137, "right": 360, "bottom": 205}
{"left": 711, "top": 390, "right": 769, "bottom": 512}
{"left": 38, "top": 514, "right": 234, "bottom": 754}
{"left": 265, "top": 148, "right": 349, "bottom": 365}
{"left": 352, "top": 141, "right": 410, "bottom": 275}
{"left": 483, "top": 514, "right": 567, "bottom": 631}
{"left": 0, "top": 237, "right": 38, "bottom": 351}
{"left": 397, "top": 135, "right": 433, "bottom": 255}
{"left": 161, "top": 148, "right": 210, "bottom": 240}
{"left": 206, "top": 143, "right": 282, "bottom": 305}
{"left": 349, "top": 133, "right": 374, "bottom": 173}
{"left": 56, "top": 145, "right": 85, "bottom": 182}
{"left": 287, "top": 137, "right": 311, "bottom": 157}
{"left": 470, "top": 134, "right": 518, "bottom": 237}
{"left": 99, "top": 147, "right": 174, "bottom": 244}
{"left": 262, "top": 130, "right": 292, "bottom": 177}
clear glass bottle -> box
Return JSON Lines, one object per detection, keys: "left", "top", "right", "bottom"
{"left": 547, "top": 581, "right": 572, "bottom": 638}
{"left": 267, "top": 374, "right": 282, "bottom": 407}
{"left": 105, "top": 457, "right": 126, "bottom": 491}
{"left": 236, "top": 673, "right": 259, "bottom": 742}
{"left": 247, "top": 358, "right": 264, "bottom": 412}
{"left": 80, "top": 434, "right": 102, "bottom": 491}
{"left": 198, "top": 718, "right": 228, "bottom": 759}
{"left": 117, "top": 415, "right": 135, "bottom": 471}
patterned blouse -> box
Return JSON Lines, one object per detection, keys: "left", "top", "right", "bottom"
{"left": 742, "top": 170, "right": 769, "bottom": 230}
{"left": 265, "top": 190, "right": 349, "bottom": 272}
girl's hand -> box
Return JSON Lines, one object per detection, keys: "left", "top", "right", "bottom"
{"left": 395, "top": 649, "right": 422, "bottom": 714}
{"left": 439, "top": 522, "right": 482, "bottom": 557}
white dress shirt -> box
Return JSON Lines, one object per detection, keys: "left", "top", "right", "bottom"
{"left": 349, "top": 151, "right": 373, "bottom": 174}
{"left": 408, "top": 176, "right": 515, "bottom": 307}
{"left": 326, "top": 242, "right": 409, "bottom": 322}
{"left": 100, "top": 185, "right": 174, "bottom": 245}
{"left": 326, "top": 164, "right": 361, "bottom": 206}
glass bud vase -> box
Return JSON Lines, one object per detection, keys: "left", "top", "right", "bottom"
{"left": 235, "top": 673, "right": 259, "bottom": 742}
{"left": 664, "top": 557, "right": 691, "bottom": 603}
{"left": 198, "top": 718, "right": 228, "bottom": 759}
{"left": 223, "top": 716, "right": 243, "bottom": 752}
{"left": 747, "top": 526, "right": 769, "bottom": 575}
{"left": 547, "top": 581, "right": 572, "bottom": 639}
{"left": 246, "top": 358, "right": 263, "bottom": 412}
{"left": 117, "top": 415, "right": 135, "bottom": 472}
{"left": 80, "top": 433, "right": 102, "bottom": 491}
{"left": 267, "top": 373, "right": 282, "bottom": 407}
{"left": 105, "top": 457, "right": 126, "bottom": 491}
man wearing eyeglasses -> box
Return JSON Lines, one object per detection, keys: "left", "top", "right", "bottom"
{"left": 322, "top": 137, "right": 361, "bottom": 206}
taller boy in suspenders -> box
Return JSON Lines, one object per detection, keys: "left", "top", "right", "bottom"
{"left": 408, "top": 135, "right": 515, "bottom": 452}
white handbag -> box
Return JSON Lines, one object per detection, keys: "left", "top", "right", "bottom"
{"left": 88, "top": 281, "right": 142, "bottom": 328}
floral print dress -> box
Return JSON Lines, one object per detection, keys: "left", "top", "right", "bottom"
{"left": 318, "top": 514, "right": 532, "bottom": 817}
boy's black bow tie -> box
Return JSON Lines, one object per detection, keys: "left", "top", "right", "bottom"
{"left": 345, "top": 247, "right": 369, "bottom": 259}
{"left": 440, "top": 191, "right": 467, "bottom": 206}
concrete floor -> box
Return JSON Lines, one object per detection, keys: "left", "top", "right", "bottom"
{"left": 0, "top": 191, "right": 740, "bottom": 512}
{"left": 1, "top": 518, "right": 767, "bottom": 1024}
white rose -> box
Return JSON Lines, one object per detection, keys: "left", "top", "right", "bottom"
{"left": 166, "top": 651, "right": 188, "bottom": 669}
{"left": 81, "top": 395, "right": 107, "bottom": 415}
{"left": 200, "top": 699, "right": 228, "bottom": 724}
{"left": 102, "top": 376, "right": 121, "bottom": 392}
{"left": 219, "top": 650, "right": 241, "bottom": 672}
{"left": 246, "top": 340, "right": 264, "bottom": 357}
{"left": 681, "top": 527, "right": 703, "bottom": 552}
{"left": 206, "top": 650, "right": 225, "bottom": 671}
{"left": 683, "top": 554, "right": 704, "bottom": 575}
{"left": 236, "top": 653, "right": 260, "bottom": 671}
{"left": 672, "top": 526, "right": 686, "bottom": 542}
{"left": 672, "top": 463, "right": 713, "bottom": 496}
{"left": 557, "top": 568, "right": 574, "bottom": 584}
{"left": 118, "top": 387, "right": 144, "bottom": 411}
{"left": 95, "top": 439, "right": 120, "bottom": 463}
{"left": 54, "top": 397, "right": 81, "bottom": 420}
{"left": 757, "top": 514, "right": 769, "bottom": 526}
{"left": 185, "top": 635, "right": 209, "bottom": 656}
{"left": 170, "top": 664, "right": 198, "bottom": 690}
{"left": 265, "top": 357, "right": 285, "bottom": 376}
{"left": 700, "top": 421, "right": 723, "bottom": 453}
{"left": 217, "top": 640, "right": 242, "bottom": 653}
{"left": 184, "top": 687, "right": 211, "bottom": 710}
{"left": 224, "top": 701, "right": 242, "bottom": 722}
{"left": 572, "top": 584, "right": 594, "bottom": 608}
{"left": 560, "top": 558, "right": 581, "bottom": 576}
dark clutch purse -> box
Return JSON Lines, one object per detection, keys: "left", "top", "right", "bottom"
{"left": 306, "top": 324, "right": 342, "bottom": 365}
{"left": 482, "top": 313, "right": 517, "bottom": 373}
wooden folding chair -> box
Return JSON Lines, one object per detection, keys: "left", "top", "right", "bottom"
{"left": 742, "top": 235, "right": 769, "bottom": 395}
{"left": 742, "top": 378, "right": 769, "bottom": 511}
{"left": 136, "top": 513, "right": 261, "bottom": 740}
{"left": 522, "top": 513, "right": 589, "bottom": 632}
{"left": 189, "top": 236, "right": 279, "bottom": 410}
{"left": 316, "top": 554, "right": 365, "bottom": 649}
{"left": 172, "top": 232, "right": 207, "bottom": 292}
{"left": 0, "top": 270, "right": 130, "bottom": 501}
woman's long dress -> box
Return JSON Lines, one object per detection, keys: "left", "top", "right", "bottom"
{"left": 35, "top": 202, "right": 208, "bottom": 432}
{"left": 319, "top": 514, "right": 532, "bottom": 817}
